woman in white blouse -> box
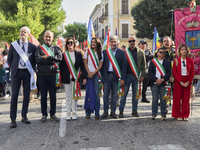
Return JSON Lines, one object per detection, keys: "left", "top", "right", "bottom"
{"left": 84, "top": 38, "right": 103, "bottom": 120}
{"left": 172, "top": 44, "right": 194, "bottom": 121}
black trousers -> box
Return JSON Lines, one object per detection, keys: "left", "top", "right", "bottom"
{"left": 10, "top": 69, "right": 30, "bottom": 121}
{"left": 0, "top": 82, "right": 5, "bottom": 96}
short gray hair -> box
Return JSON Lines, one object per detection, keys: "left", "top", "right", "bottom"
{"left": 109, "top": 35, "right": 119, "bottom": 42}
{"left": 44, "top": 30, "right": 54, "bottom": 37}
{"left": 20, "top": 26, "right": 30, "bottom": 34}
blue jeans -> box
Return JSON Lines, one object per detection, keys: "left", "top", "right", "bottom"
{"left": 103, "top": 73, "right": 118, "bottom": 113}
{"left": 150, "top": 84, "right": 166, "bottom": 116}
{"left": 119, "top": 74, "right": 138, "bottom": 111}
{"left": 195, "top": 80, "right": 200, "bottom": 92}
{"left": 38, "top": 75, "right": 57, "bottom": 116}
{"left": 86, "top": 74, "right": 100, "bottom": 117}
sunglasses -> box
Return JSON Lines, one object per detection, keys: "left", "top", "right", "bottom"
{"left": 128, "top": 40, "right": 135, "bottom": 43}
{"left": 159, "top": 51, "right": 165, "bottom": 54}
{"left": 67, "top": 41, "right": 73, "bottom": 45}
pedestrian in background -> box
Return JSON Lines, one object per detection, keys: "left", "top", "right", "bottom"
{"left": 0, "top": 61, "right": 7, "bottom": 99}
{"left": 172, "top": 44, "right": 194, "bottom": 121}
{"left": 2, "top": 49, "right": 10, "bottom": 85}
{"left": 59, "top": 37, "right": 87, "bottom": 120}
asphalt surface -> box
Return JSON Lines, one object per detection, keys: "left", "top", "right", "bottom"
{"left": 0, "top": 86, "right": 200, "bottom": 150}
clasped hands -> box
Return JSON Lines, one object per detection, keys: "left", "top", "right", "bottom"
{"left": 180, "top": 81, "right": 189, "bottom": 87}
{"left": 156, "top": 78, "right": 165, "bottom": 85}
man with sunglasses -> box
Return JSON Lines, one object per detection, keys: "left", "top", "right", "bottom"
{"left": 35, "top": 30, "right": 62, "bottom": 123}
{"left": 119, "top": 36, "right": 146, "bottom": 118}
{"left": 148, "top": 48, "right": 171, "bottom": 120}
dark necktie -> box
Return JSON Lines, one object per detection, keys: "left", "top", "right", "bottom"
{"left": 22, "top": 42, "right": 25, "bottom": 52}
{"left": 182, "top": 61, "right": 186, "bottom": 67}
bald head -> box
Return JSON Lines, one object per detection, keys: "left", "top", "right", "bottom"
{"left": 128, "top": 36, "right": 136, "bottom": 49}
{"left": 44, "top": 30, "right": 54, "bottom": 46}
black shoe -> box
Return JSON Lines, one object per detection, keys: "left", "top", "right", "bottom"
{"left": 50, "top": 115, "right": 59, "bottom": 122}
{"left": 110, "top": 112, "right": 118, "bottom": 119}
{"left": 119, "top": 111, "right": 124, "bottom": 118}
{"left": 141, "top": 98, "right": 150, "bottom": 103}
{"left": 10, "top": 120, "right": 17, "bottom": 128}
{"left": 40, "top": 116, "right": 47, "bottom": 123}
{"left": 132, "top": 111, "right": 140, "bottom": 117}
{"left": 21, "top": 117, "right": 30, "bottom": 124}
{"left": 101, "top": 112, "right": 108, "bottom": 119}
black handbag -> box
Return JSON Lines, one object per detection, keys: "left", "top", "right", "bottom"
{"left": 143, "top": 74, "right": 150, "bottom": 87}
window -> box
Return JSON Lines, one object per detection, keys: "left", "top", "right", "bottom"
{"left": 105, "top": 26, "right": 108, "bottom": 33}
{"left": 122, "top": 0, "right": 128, "bottom": 14}
{"left": 105, "top": 3, "right": 108, "bottom": 16}
{"left": 122, "top": 24, "right": 128, "bottom": 38}
{"left": 102, "top": 28, "right": 104, "bottom": 40}
{"left": 102, "top": 8, "right": 104, "bottom": 16}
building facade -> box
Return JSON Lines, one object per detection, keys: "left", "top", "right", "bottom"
{"left": 90, "top": 0, "right": 153, "bottom": 49}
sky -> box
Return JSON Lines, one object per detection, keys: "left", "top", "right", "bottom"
{"left": 62, "top": 0, "right": 101, "bottom": 25}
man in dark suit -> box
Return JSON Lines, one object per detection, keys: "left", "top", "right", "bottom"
{"left": 7, "top": 26, "right": 36, "bottom": 128}
{"left": 101, "top": 35, "right": 127, "bottom": 119}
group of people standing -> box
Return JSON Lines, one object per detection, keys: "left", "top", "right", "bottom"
{"left": 7, "top": 26, "right": 194, "bottom": 128}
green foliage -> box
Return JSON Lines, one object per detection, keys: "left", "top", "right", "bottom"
{"left": 0, "top": 41, "right": 5, "bottom": 49}
{"left": 0, "top": 1, "right": 44, "bottom": 43}
{"left": 131, "top": 0, "right": 194, "bottom": 39}
{"left": 0, "top": 0, "right": 66, "bottom": 44}
{"left": 62, "top": 22, "right": 87, "bottom": 43}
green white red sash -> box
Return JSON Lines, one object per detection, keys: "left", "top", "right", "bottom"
{"left": 40, "top": 44, "right": 61, "bottom": 86}
{"left": 106, "top": 47, "right": 124, "bottom": 96}
{"left": 87, "top": 48, "right": 102, "bottom": 97}
{"left": 124, "top": 47, "right": 142, "bottom": 99}
{"left": 63, "top": 51, "right": 81, "bottom": 100}
{"left": 152, "top": 58, "right": 171, "bottom": 100}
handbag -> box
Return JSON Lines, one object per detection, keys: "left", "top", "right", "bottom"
{"left": 143, "top": 73, "right": 151, "bottom": 87}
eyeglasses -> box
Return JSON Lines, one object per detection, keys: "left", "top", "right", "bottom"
{"left": 128, "top": 40, "right": 135, "bottom": 43}
{"left": 67, "top": 41, "right": 73, "bottom": 45}
{"left": 159, "top": 51, "right": 165, "bottom": 54}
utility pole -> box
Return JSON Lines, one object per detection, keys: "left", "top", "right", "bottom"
{"left": 118, "top": 0, "right": 119, "bottom": 37}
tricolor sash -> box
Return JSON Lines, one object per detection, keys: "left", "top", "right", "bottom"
{"left": 152, "top": 58, "right": 171, "bottom": 100}
{"left": 40, "top": 44, "right": 61, "bottom": 86}
{"left": 63, "top": 51, "right": 81, "bottom": 100}
{"left": 87, "top": 48, "right": 102, "bottom": 97}
{"left": 124, "top": 48, "right": 142, "bottom": 99}
{"left": 11, "top": 41, "right": 37, "bottom": 90}
{"left": 106, "top": 47, "right": 124, "bottom": 96}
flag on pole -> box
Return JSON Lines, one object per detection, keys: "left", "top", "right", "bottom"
{"left": 115, "top": 27, "right": 117, "bottom": 35}
{"left": 30, "top": 34, "right": 40, "bottom": 46}
{"left": 87, "top": 17, "right": 95, "bottom": 48}
{"left": 5, "top": 42, "right": 10, "bottom": 49}
{"left": 83, "top": 40, "right": 88, "bottom": 50}
{"left": 103, "top": 31, "right": 108, "bottom": 50}
{"left": 57, "top": 36, "right": 62, "bottom": 48}
{"left": 152, "top": 27, "right": 160, "bottom": 54}
{"left": 106, "top": 26, "right": 111, "bottom": 50}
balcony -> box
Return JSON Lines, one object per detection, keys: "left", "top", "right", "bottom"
{"left": 119, "top": 10, "right": 132, "bottom": 16}
{"left": 99, "top": 12, "right": 108, "bottom": 24}
{"left": 118, "top": 34, "right": 134, "bottom": 39}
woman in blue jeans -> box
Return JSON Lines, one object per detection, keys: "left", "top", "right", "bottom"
{"left": 148, "top": 48, "right": 171, "bottom": 120}
{"left": 84, "top": 38, "right": 103, "bottom": 120}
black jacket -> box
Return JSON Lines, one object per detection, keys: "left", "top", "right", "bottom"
{"left": 148, "top": 59, "right": 171, "bottom": 87}
{"left": 59, "top": 50, "right": 87, "bottom": 84}
{"left": 35, "top": 45, "right": 62, "bottom": 76}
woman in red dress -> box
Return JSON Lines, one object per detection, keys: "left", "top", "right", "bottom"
{"left": 172, "top": 44, "right": 194, "bottom": 121}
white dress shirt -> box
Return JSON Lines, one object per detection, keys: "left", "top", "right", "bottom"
{"left": 18, "top": 39, "right": 28, "bottom": 69}
{"left": 154, "top": 59, "right": 163, "bottom": 84}
{"left": 108, "top": 48, "right": 117, "bottom": 72}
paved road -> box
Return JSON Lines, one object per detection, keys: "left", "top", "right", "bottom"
{"left": 0, "top": 87, "right": 200, "bottom": 150}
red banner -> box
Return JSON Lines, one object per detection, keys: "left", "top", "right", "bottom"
{"left": 175, "top": 6, "right": 200, "bottom": 75}
{"left": 30, "top": 34, "right": 40, "bottom": 46}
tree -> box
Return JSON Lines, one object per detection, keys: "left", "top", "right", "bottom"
{"left": 0, "top": 0, "right": 66, "bottom": 43}
{"left": 62, "top": 22, "right": 87, "bottom": 43}
{"left": 131, "top": 0, "right": 195, "bottom": 39}
{"left": 0, "top": 1, "right": 44, "bottom": 43}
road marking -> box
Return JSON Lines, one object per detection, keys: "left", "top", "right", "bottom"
{"left": 149, "top": 144, "right": 186, "bottom": 150}
{"left": 59, "top": 98, "right": 67, "bottom": 137}
{"left": 80, "top": 147, "right": 113, "bottom": 150}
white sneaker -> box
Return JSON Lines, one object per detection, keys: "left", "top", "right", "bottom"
{"left": 72, "top": 113, "right": 77, "bottom": 120}
{"left": 4, "top": 94, "right": 9, "bottom": 99}
{"left": 66, "top": 113, "right": 71, "bottom": 121}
